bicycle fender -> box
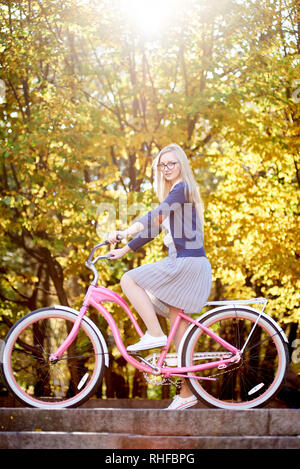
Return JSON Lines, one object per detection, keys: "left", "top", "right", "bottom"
{"left": 177, "top": 305, "right": 288, "bottom": 368}
{"left": 53, "top": 304, "right": 109, "bottom": 367}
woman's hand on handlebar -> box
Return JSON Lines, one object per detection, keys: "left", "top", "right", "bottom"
{"left": 106, "top": 231, "right": 132, "bottom": 260}
{"left": 107, "top": 230, "right": 126, "bottom": 244}
{"left": 107, "top": 244, "right": 131, "bottom": 260}
{"left": 107, "top": 247, "right": 126, "bottom": 260}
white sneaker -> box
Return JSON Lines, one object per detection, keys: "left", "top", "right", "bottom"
{"left": 165, "top": 394, "right": 198, "bottom": 410}
{"left": 127, "top": 332, "right": 167, "bottom": 352}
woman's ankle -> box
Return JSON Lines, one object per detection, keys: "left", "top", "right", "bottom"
{"left": 177, "top": 380, "right": 194, "bottom": 398}
{"left": 146, "top": 330, "right": 165, "bottom": 338}
{"left": 179, "top": 391, "right": 194, "bottom": 398}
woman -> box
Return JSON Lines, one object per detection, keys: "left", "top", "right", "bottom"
{"left": 107, "top": 143, "right": 212, "bottom": 410}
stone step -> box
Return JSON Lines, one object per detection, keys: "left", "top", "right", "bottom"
{"left": 1, "top": 408, "right": 300, "bottom": 436}
{"left": 0, "top": 431, "right": 300, "bottom": 449}
{"left": 1, "top": 407, "right": 299, "bottom": 449}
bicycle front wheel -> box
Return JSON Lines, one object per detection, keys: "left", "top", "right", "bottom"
{"left": 181, "top": 307, "right": 289, "bottom": 409}
{"left": 2, "top": 308, "right": 106, "bottom": 408}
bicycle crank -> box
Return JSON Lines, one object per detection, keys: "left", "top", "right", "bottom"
{"left": 142, "top": 353, "right": 167, "bottom": 385}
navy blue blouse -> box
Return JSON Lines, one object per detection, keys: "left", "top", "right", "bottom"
{"left": 128, "top": 181, "right": 206, "bottom": 258}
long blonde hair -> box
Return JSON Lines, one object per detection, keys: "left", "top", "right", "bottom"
{"left": 152, "top": 144, "right": 205, "bottom": 229}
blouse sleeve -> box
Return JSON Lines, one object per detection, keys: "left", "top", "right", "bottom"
{"left": 128, "top": 182, "right": 188, "bottom": 252}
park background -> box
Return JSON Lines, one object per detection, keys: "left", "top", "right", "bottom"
{"left": 0, "top": 0, "right": 299, "bottom": 401}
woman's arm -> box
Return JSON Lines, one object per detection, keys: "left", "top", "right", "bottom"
{"left": 107, "top": 222, "right": 145, "bottom": 259}
{"left": 107, "top": 183, "right": 187, "bottom": 257}
{"left": 127, "top": 181, "right": 188, "bottom": 252}
{"left": 108, "top": 182, "right": 187, "bottom": 249}
{"left": 107, "top": 222, "right": 144, "bottom": 244}
{"left": 123, "top": 221, "right": 144, "bottom": 238}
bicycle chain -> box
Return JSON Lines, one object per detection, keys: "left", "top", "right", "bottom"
{"left": 208, "top": 361, "right": 243, "bottom": 378}
{"left": 144, "top": 374, "right": 180, "bottom": 387}
{"left": 143, "top": 358, "right": 243, "bottom": 385}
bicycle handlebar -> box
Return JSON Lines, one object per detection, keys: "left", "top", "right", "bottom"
{"left": 86, "top": 234, "right": 123, "bottom": 265}
{"left": 86, "top": 241, "right": 109, "bottom": 264}
{"left": 85, "top": 234, "right": 124, "bottom": 286}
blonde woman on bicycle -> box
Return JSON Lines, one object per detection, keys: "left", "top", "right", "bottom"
{"left": 107, "top": 143, "right": 212, "bottom": 410}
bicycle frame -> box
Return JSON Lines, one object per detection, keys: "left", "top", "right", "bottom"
{"left": 49, "top": 284, "right": 241, "bottom": 380}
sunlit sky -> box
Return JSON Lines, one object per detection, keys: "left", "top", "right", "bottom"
{"left": 119, "top": 0, "right": 183, "bottom": 38}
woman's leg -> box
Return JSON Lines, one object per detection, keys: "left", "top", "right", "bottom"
{"left": 169, "top": 306, "right": 194, "bottom": 398}
{"left": 120, "top": 273, "right": 165, "bottom": 337}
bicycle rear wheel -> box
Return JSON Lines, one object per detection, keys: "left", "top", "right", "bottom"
{"left": 181, "top": 307, "right": 289, "bottom": 409}
{"left": 1, "top": 308, "right": 106, "bottom": 408}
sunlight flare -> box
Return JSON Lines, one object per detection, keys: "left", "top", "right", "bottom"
{"left": 120, "top": 0, "right": 182, "bottom": 37}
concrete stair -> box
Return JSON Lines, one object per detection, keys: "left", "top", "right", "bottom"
{"left": 0, "top": 403, "right": 300, "bottom": 449}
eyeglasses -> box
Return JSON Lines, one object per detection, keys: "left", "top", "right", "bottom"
{"left": 157, "top": 162, "right": 179, "bottom": 172}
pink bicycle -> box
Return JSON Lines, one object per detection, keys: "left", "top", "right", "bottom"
{"left": 1, "top": 239, "right": 289, "bottom": 409}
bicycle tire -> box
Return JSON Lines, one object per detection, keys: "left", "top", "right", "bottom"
{"left": 181, "top": 307, "right": 289, "bottom": 409}
{"left": 1, "top": 308, "right": 106, "bottom": 408}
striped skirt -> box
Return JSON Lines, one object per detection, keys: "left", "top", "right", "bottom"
{"left": 125, "top": 256, "right": 212, "bottom": 317}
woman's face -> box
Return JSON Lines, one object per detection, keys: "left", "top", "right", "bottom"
{"left": 158, "top": 152, "right": 182, "bottom": 184}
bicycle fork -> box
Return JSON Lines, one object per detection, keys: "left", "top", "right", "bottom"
{"left": 49, "top": 304, "right": 89, "bottom": 362}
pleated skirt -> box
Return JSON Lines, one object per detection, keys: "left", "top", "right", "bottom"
{"left": 126, "top": 256, "right": 212, "bottom": 317}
